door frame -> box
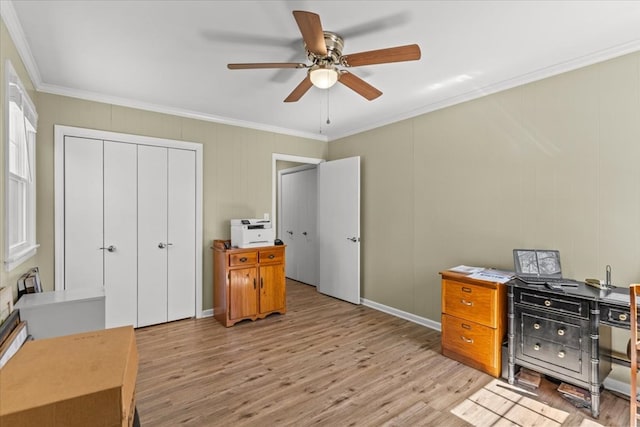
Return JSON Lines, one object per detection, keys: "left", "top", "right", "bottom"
{"left": 53, "top": 125, "right": 204, "bottom": 319}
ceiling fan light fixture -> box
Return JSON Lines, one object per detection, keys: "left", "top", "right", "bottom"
{"left": 309, "top": 65, "right": 339, "bottom": 89}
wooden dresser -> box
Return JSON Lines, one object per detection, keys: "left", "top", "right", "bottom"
{"left": 440, "top": 270, "right": 507, "bottom": 377}
{"left": 213, "top": 240, "right": 286, "bottom": 327}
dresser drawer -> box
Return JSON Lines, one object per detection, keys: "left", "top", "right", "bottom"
{"left": 516, "top": 289, "right": 589, "bottom": 319}
{"left": 259, "top": 247, "right": 284, "bottom": 264}
{"left": 441, "top": 314, "right": 497, "bottom": 365}
{"left": 229, "top": 251, "right": 258, "bottom": 267}
{"left": 442, "top": 280, "right": 496, "bottom": 327}
{"left": 521, "top": 312, "right": 582, "bottom": 349}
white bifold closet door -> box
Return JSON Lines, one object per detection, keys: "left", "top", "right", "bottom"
{"left": 64, "top": 138, "right": 138, "bottom": 328}
{"left": 63, "top": 137, "right": 195, "bottom": 328}
{"left": 137, "top": 146, "right": 196, "bottom": 327}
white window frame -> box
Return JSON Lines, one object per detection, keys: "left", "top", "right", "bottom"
{"left": 4, "top": 60, "right": 39, "bottom": 271}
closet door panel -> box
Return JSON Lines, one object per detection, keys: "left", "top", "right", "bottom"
{"left": 104, "top": 141, "right": 138, "bottom": 328}
{"left": 64, "top": 137, "right": 103, "bottom": 290}
{"left": 167, "top": 149, "right": 196, "bottom": 321}
{"left": 137, "top": 145, "right": 168, "bottom": 327}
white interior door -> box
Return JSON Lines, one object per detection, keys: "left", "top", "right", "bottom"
{"left": 64, "top": 136, "right": 103, "bottom": 290}
{"left": 103, "top": 141, "right": 138, "bottom": 328}
{"left": 298, "top": 168, "right": 318, "bottom": 286}
{"left": 167, "top": 148, "right": 196, "bottom": 321}
{"left": 317, "top": 157, "right": 360, "bottom": 304}
{"left": 137, "top": 145, "right": 168, "bottom": 327}
{"left": 281, "top": 172, "right": 299, "bottom": 279}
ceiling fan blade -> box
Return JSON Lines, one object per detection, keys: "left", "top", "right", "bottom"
{"left": 338, "top": 71, "right": 382, "bottom": 101}
{"left": 284, "top": 75, "right": 313, "bottom": 102}
{"left": 228, "top": 63, "right": 307, "bottom": 70}
{"left": 341, "top": 44, "right": 421, "bottom": 67}
{"left": 293, "top": 10, "right": 327, "bottom": 56}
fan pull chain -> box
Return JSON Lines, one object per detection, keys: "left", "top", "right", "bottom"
{"left": 326, "top": 89, "right": 331, "bottom": 125}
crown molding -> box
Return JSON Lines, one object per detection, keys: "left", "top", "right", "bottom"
{"left": 0, "top": 0, "right": 42, "bottom": 88}
{"left": 38, "top": 82, "right": 328, "bottom": 142}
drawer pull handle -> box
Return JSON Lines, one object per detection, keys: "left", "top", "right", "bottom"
{"left": 619, "top": 313, "right": 628, "bottom": 321}
{"left": 240, "top": 257, "right": 248, "bottom": 263}
{"left": 557, "top": 328, "right": 565, "bottom": 336}
{"left": 533, "top": 323, "right": 541, "bottom": 330}
{"left": 461, "top": 287, "right": 472, "bottom": 293}
{"left": 460, "top": 299, "right": 473, "bottom": 306}
{"left": 544, "top": 300, "right": 551, "bottom": 307}
{"left": 533, "top": 343, "right": 541, "bottom": 351}
{"left": 461, "top": 323, "right": 471, "bottom": 330}
{"left": 558, "top": 350, "right": 566, "bottom": 359}
{"left": 460, "top": 336, "right": 474, "bottom": 344}
{"left": 268, "top": 254, "right": 275, "bottom": 259}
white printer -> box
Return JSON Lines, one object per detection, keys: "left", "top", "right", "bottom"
{"left": 230, "top": 218, "right": 275, "bottom": 248}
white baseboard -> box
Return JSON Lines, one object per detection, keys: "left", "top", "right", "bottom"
{"left": 361, "top": 298, "right": 441, "bottom": 331}
{"left": 200, "top": 308, "right": 213, "bottom": 318}
{"left": 603, "top": 374, "right": 640, "bottom": 398}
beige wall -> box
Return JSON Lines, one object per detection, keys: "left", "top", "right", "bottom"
{"left": 0, "top": 19, "right": 39, "bottom": 295}
{"left": 330, "top": 51, "right": 640, "bottom": 323}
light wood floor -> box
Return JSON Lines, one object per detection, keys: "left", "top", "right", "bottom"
{"left": 135, "top": 280, "right": 629, "bottom": 426}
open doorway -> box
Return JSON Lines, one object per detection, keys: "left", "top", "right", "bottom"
{"left": 272, "top": 154, "right": 323, "bottom": 286}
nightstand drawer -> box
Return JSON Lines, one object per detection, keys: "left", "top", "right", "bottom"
{"left": 442, "top": 280, "right": 496, "bottom": 327}
{"left": 441, "top": 314, "right": 497, "bottom": 365}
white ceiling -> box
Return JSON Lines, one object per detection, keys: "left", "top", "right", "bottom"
{"left": 4, "top": 1, "right": 640, "bottom": 141}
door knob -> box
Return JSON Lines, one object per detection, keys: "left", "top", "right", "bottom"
{"left": 347, "top": 237, "right": 359, "bottom": 242}
{"left": 100, "top": 245, "right": 116, "bottom": 253}
{"left": 302, "top": 231, "right": 308, "bottom": 236}
{"left": 287, "top": 230, "right": 293, "bottom": 235}
{"left": 158, "top": 242, "right": 174, "bottom": 249}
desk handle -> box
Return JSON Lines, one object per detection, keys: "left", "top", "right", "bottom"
{"left": 558, "top": 350, "right": 566, "bottom": 359}
{"left": 461, "top": 287, "right": 472, "bottom": 293}
{"left": 460, "top": 299, "right": 473, "bottom": 306}
{"left": 240, "top": 257, "right": 248, "bottom": 263}
{"left": 557, "top": 328, "right": 565, "bottom": 336}
{"left": 533, "top": 323, "right": 541, "bottom": 330}
{"left": 460, "top": 336, "right": 474, "bottom": 344}
{"left": 619, "top": 313, "right": 628, "bottom": 321}
{"left": 544, "top": 300, "right": 551, "bottom": 307}
{"left": 533, "top": 343, "right": 541, "bottom": 351}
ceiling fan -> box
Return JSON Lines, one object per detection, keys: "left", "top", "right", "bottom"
{"left": 227, "top": 10, "right": 421, "bottom": 102}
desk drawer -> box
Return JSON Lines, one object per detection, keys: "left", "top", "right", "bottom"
{"left": 601, "top": 305, "right": 631, "bottom": 328}
{"left": 521, "top": 335, "right": 583, "bottom": 374}
{"left": 442, "top": 280, "right": 496, "bottom": 327}
{"left": 521, "top": 313, "right": 582, "bottom": 349}
{"left": 516, "top": 289, "right": 589, "bottom": 319}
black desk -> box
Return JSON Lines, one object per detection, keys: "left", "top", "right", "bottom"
{"left": 507, "top": 280, "right": 636, "bottom": 418}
